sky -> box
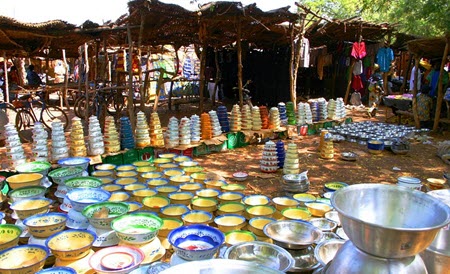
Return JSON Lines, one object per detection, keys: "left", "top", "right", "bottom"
{"left": 0, "top": 0, "right": 297, "bottom": 25}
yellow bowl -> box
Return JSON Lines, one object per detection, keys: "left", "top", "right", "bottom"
{"left": 95, "top": 164, "right": 116, "bottom": 173}
{"left": 124, "top": 201, "right": 143, "bottom": 213}
{"left": 160, "top": 204, "right": 190, "bottom": 220}
{"left": 137, "top": 166, "right": 157, "bottom": 173}
{"left": 182, "top": 166, "right": 204, "bottom": 176}
{"left": 146, "top": 178, "right": 169, "bottom": 187}
{"left": 91, "top": 170, "right": 114, "bottom": 179}
{"left": 46, "top": 230, "right": 96, "bottom": 260}
{"left": 158, "top": 163, "right": 179, "bottom": 171}
{"left": 6, "top": 173, "right": 43, "bottom": 190}
{"left": 245, "top": 205, "right": 276, "bottom": 219}
{"left": 108, "top": 191, "right": 130, "bottom": 202}
{"left": 132, "top": 189, "right": 157, "bottom": 203}
{"left": 23, "top": 213, "right": 67, "bottom": 238}
{"left": 0, "top": 224, "right": 22, "bottom": 251}
{"left": 190, "top": 172, "right": 207, "bottom": 184}
{"left": 142, "top": 195, "right": 170, "bottom": 212}
{"left": 204, "top": 180, "right": 228, "bottom": 190}
{"left": 293, "top": 193, "right": 316, "bottom": 206}
{"left": 168, "top": 192, "right": 194, "bottom": 205}
{"left": 101, "top": 184, "right": 124, "bottom": 192}
{"left": 221, "top": 184, "right": 246, "bottom": 193}
{"left": 169, "top": 175, "right": 192, "bottom": 186}
{"left": 196, "top": 189, "right": 221, "bottom": 199}
{"left": 116, "top": 171, "right": 138, "bottom": 179}
{"left": 191, "top": 197, "right": 218, "bottom": 212}
{"left": 116, "top": 165, "right": 137, "bottom": 172}
{"left": 114, "top": 177, "right": 138, "bottom": 186}
{"left": 179, "top": 183, "right": 203, "bottom": 194}
{"left": 216, "top": 202, "right": 246, "bottom": 216}
{"left": 0, "top": 245, "right": 48, "bottom": 273}
{"left": 99, "top": 177, "right": 115, "bottom": 184}
{"left": 179, "top": 161, "right": 199, "bottom": 168}
{"left": 163, "top": 168, "right": 184, "bottom": 179}
{"left": 181, "top": 210, "right": 213, "bottom": 226}
{"left": 218, "top": 192, "right": 245, "bottom": 203}
{"left": 306, "top": 202, "right": 332, "bottom": 217}
{"left": 10, "top": 198, "right": 51, "bottom": 220}
{"left": 141, "top": 172, "right": 164, "bottom": 183}
{"left": 133, "top": 161, "right": 153, "bottom": 168}
{"left": 426, "top": 178, "right": 447, "bottom": 190}
{"left": 243, "top": 195, "right": 270, "bottom": 206}
{"left": 158, "top": 153, "right": 178, "bottom": 160}
{"left": 159, "top": 218, "right": 183, "bottom": 237}
{"left": 248, "top": 217, "right": 276, "bottom": 237}
{"left": 173, "top": 156, "right": 191, "bottom": 163}
{"left": 281, "top": 207, "right": 312, "bottom": 221}
{"left": 225, "top": 230, "right": 256, "bottom": 246}
{"left": 155, "top": 185, "right": 179, "bottom": 197}
{"left": 153, "top": 158, "right": 172, "bottom": 165}
{"left": 272, "top": 197, "right": 300, "bottom": 211}
{"left": 123, "top": 183, "right": 147, "bottom": 193}
{"left": 214, "top": 214, "right": 247, "bottom": 233}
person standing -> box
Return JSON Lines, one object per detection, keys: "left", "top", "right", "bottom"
{"left": 417, "top": 86, "right": 434, "bottom": 128}
{"left": 26, "top": 64, "right": 42, "bottom": 87}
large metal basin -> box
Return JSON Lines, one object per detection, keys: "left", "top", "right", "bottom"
{"left": 263, "top": 220, "right": 323, "bottom": 250}
{"left": 331, "top": 184, "right": 450, "bottom": 258}
{"left": 160, "top": 259, "right": 283, "bottom": 274}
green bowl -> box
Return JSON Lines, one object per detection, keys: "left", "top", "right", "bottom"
{"left": 8, "top": 185, "right": 47, "bottom": 203}
{"left": 82, "top": 202, "right": 129, "bottom": 229}
{"left": 48, "top": 167, "right": 84, "bottom": 185}
{"left": 324, "top": 182, "right": 348, "bottom": 192}
{"left": 16, "top": 162, "right": 52, "bottom": 176}
{"left": 0, "top": 224, "right": 22, "bottom": 251}
{"left": 111, "top": 213, "right": 163, "bottom": 244}
{"left": 64, "top": 177, "right": 102, "bottom": 191}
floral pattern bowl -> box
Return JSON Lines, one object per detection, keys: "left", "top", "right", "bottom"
{"left": 45, "top": 229, "right": 96, "bottom": 260}
{"left": 48, "top": 167, "right": 84, "bottom": 185}
{"left": 0, "top": 244, "right": 49, "bottom": 274}
{"left": 66, "top": 188, "right": 111, "bottom": 212}
{"left": 82, "top": 202, "right": 129, "bottom": 229}
{"left": 23, "top": 212, "right": 67, "bottom": 238}
{"left": 111, "top": 213, "right": 163, "bottom": 244}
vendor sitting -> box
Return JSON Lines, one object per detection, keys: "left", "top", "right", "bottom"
{"left": 417, "top": 86, "right": 433, "bottom": 129}
{"left": 26, "top": 65, "right": 43, "bottom": 88}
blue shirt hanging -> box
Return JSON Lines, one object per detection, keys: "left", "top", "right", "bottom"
{"left": 376, "top": 47, "right": 394, "bottom": 72}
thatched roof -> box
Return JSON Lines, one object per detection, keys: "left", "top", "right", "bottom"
{"left": 407, "top": 36, "right": 449, "bottom": 58}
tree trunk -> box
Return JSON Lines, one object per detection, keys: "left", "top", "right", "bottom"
{"left": 411, "top": 55, "right": 421, "bottom": 128}
{"left": 127, "top": 25, "right": 136, "bottom": 131}
{"left": 344, "top": 60, "right": 356, "bottom": 104}
{"left": 432, "top": 37, "right": 449, "bottom": 131}
{"left": 236, "top": 18, "right": 243, "bottom": 108}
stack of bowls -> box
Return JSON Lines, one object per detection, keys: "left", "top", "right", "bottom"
{"left": 230, "top": 104, "right": 241, "bottom": 132}
{"left": 201, "top": 113, "right": 212, "bottom": 140}
{"left": 58, "top": 157, "right": 91, "bottom": 172}
{"left": 88, "top": 245, "right": 145, "bottom": 273}
{"left": 241, "top": 104, "right": 252, "bottom": 130}
{"left": 317, "top": 98, "right": 328, "bottom": 121}
{"left": 32, "top": 122, "right": 49, "bottom": 162}
{"left": 4, "top": 123, "right": 26, "bottom": 168}
{"left": 308, "top": 100, "right": 320, "bottom": 123}
{"left": 286, "top": 102, "right": 296, "bottom": 125}
{"left": 296, "top": 102, "right": 307, "bottom": 126}
{"left": 179, "top": 117, "right": 191, "bottom": 146}
{"left": 69, "top": 117, "right": 87, "bottom": 157}
{"left": 397, "top": 176, "right": 422, "bottom": 190}
{"left": 150, "top": 112, "right": 165, "bottom": 147}
{"left": 209, "top": 110, "right": 222, "bottom": 137}
{"left": 276, "top": 140, "right": 285, "bottom": 168}
{"left": 251, "top": 106, "right": 262, "bottom": 131}
{"left": 88, "top": 116, "right": 104, "bottom": 156}
{"left": 281, "top": 172, "right": 310, "bottom": 193}
{"left": 260, "top": 141, "right": 278, "bottom": 173}
{"left": 103, "top": 116, "right": 120, "bottom": 153}
{"left": 283, "top": 143, "right": 300, "bottom": 174}
{"left": 167, "top": 117, "right": 180, "bottom": 147}
{"left": 120, "top": 116, "right": 135, "bottom": 150}
{"left": 135, "top": 111, "right": 151, "bottom": 148}
{"left": 217, "top": 105, "right": 230, "bottom": 133}
{"left": 66, "top": 188, "right": 111, "bottom": 229}
{"left": 259, "top": 106, "right": 269, "bottom": 129}
{"left": 277, "top": 102, "right": 288, "bottom": 126}
{"left": 190, "top": 114, "right": 201, "bottom": 143}
{"left": 269, "top": 107, "right": 281, "bottom": 130}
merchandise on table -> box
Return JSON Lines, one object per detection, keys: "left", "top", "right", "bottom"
{"left": 150, "top": 112, "right": 165, "bottom": 147}
{"left": 216, "top": 105, "right": 230, "bottom": 133}
{"left": 200, "top": 113, "right": 212, "bottom": 140}
{"left": 296, "top": 102, "right": 313, "bottom": 125}
{"left": 32, "top": 122, "right": 49, "bottom": 162}
{"left": 241, "top": 104, "right": 252, "bottom": 130}
{"left": 179, "top": 117, "right": 191, "bottom": 145}
{"left": 230, "top": 104, "right": 242, "bottom": 132}
{"left": 259, "top": 106, "right": 269, "bottom": 129}
{"left": 269, "top": 107, "right": 281, "bottom": 131}
{"left": 103, "top": 116, "right": 121, "bottom": 153}
{"left": 278, "top": 102, "right": 288, "bottom": 126}
{"left": 69, "top": 117, "right": 87, "bottom": 157}
{"left": 251, "top": 106, "right": 262, "bottom": 131}
{"left": 88, "top": 116, "right": 105, "bottom": 156}
{"left": 283, "top": 143, "right": 300, "bottom": 174}
{"left": 208, "top": 110, "right": 222, "bottom": 137}
{"left": 120, "top": 116, "right": 135, "bottom": 150}
{"left": 286, "top": 102, "right": 297, "bottom": 125}
{"left": 260, "top": 141, "right": 278, "bottom": 173}
{"left": 166, "top": 117, "right": 180, "bottom": 147}
{"left": 4, "top": 123, "right": 26, "bottom": 168}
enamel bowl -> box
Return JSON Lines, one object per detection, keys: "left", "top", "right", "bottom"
{"left": 214, "top": 214, "right": 247, "bottom": 233}
{"left": 48, "top": 167, "right": 84, "bottom": 185}
{"left": 89, "top": 245, "right": 145, "bottom": 274}
{"left": 173, "top": 156, "right": 192, "bottom": 163}
{"left": 142, "top": 195, "right": 171, "bottom": 212}
{"left": 216, "top": 202, "right": 246, "bottom": 216}
{"left": 204, "top": 179, "right": 228, "bottom": 191}
{"left": 114, "top": 177, "right": 138, "bottom": 186}
{"left": 243, "top": 195, "right": 271, "bottom": 206}
{"left": 221, "top": 184, "right": 246, "bottom": 193}
{"left": 168, "top": 224, "right": 225, "bottom": 261}
{"left": 58, "top": 157, "right": 91, "bottom": 170}
{"left": 281, "top": 207, "right": 312, "bottom": 221}
{"left": 248, "top": 217, "right": 276, "bottom": 237}
{"left": 0, "top": 224, "right": 22, "bottom": 251}
{"left": 179, "top": 182, "right": 203, "bottom": 194}
{"left": 0, "top": 244, "right": 49, "bottom": 274}
{"left": 190, "top": 172, "right": 207, "bottom": 184}
{"left": 116, "top": 165, "right": 137, "bottom": 172}
{"left": 111, "top": 213, "right": 163, "bottom": 244}
{"left": 10, "top": 197, "right": 51, "bottom": 220}
{"left": 169, "top": 175, "right": 192, "bottom": 186}
{"left": 123, "top": 201, "right": 143, "bottom": 213}
{"left": 23, "top": 212, "right": 67, "bottom": 238}
{"left": 64, "top": 177, "right": 102, "bottom": 192}
{"left": 155, "top": 185, "right": 179, "bottom": 197}
{"left": 16, "top": 161, "right": 52, "bottom": 176}
{"left": 6, "top": 173, "right": 43, "bottom": 190}
{"left": 196, "top": 188, "right": 221, "bottom": 199}
{"left": 183, "top": 166, "right": 204, "bottom": 176}
{"left": 160, "top": 204, "right": 190, "bottom": 220}
{"left": 168, "top": 191, "right": 194, "bottom": 205}
{"left": 163, "top": 168, "right": 185, "bottom": 179}
{"left": 159, "top": 218, "right": 184, "bottom": 238}
{"left": 123, "top": 183, "right": 147, "bottom": 194}
{"left": 8, "top": 185, "right": 46, "bottom": 203}
{"left": 131, "top": 188, "right": 157, "bottom": 203}
{"left": 146, "top": 178, "right": 169, "bottom": 187}
{"left": 232, "top": 172, "right": 249, "bottom": 182}
{"left": 66, "top": 188, "right": 111, "bottom": 212}
{"left": 36, "top": 266, "right": 77, "bottom": 274}
{"left": 246, "top": 205, "right": 276, "bottom": 219}
{"left": 191, "top": 197, "right": 218, "bottom": 212}
{"left": 293, "top": 193, "right": 316, "bottom": 206}
{"left": 101, "top": 184, "right": 124, "bottom": 192}
{"left": 109, "top": 191, "right": 131, "bottom": 202}
{"left": 116, "top": 171, "right": 139, "bottom": 179}
{"left": 45, "top": 229, "right": 96, "bottom": 260}
{"left": 305, "top": 202, "right": 333, "bottom": 217}
{"left": 218, "top": 192, "right": 245, "bottom": 203}
{"left": 224, "top": 230, "right": 257, "bottom": 246}
{"left": 272, "top": 196, "right": 300, "bottom": 211}
{"left": 182, "top": 210, "right": 213, "bottom": 226}
{"left": 82, "top": 202, "right": 129, "bottom": 229}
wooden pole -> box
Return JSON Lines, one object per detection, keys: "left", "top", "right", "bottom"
{"left": 212, "top": 48, "right": 221, "bottom": 106}
{"left": 289, "top": 23, "right": 295, "bottom": 106}
{"left": 62, "top": 49, "right": 70, "bottom": 110}
{"left": 401, "top": 53, "right": 412, "bottom": 93}
{"left": 432, "top": 37, "right": 450, "bottom": 131}
{"left": 127, "top": 25, "right": 136, "bottom": 131}
{"left": 236, "top": 18, "right": 243, "bottom": 108}
{"left": 199, "top": 44, "right": 207, "bottom": 113}
{"left": 291, "top": 14, "right": 306, "bottom": 110}
{"left": 344, "top": 60, "right": 356, "bottom": 104}
{"left": 3, "top": 52, "right": 9, "bottom": 103}
{"left": 169, "top": 45, "right": 180, "bottom": 111}
{"left": 84, "top": 43, "right": 90, "bottom": 124}
{"left": 138, "top": 12, "right": 145, "bottom": 112}
{"left": 411, "top": 55, "right": 421, "bottom": 128}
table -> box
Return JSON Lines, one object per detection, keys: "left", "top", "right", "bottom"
{"left": 383, "top": 95, "right": 413, "bottom": 124}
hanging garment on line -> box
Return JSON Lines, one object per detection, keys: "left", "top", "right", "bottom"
{"left": 351, "top": 42, "right": 367, "bottom": 59}
{"left": 376, "top": 47, "right": 394, "bottom": 72}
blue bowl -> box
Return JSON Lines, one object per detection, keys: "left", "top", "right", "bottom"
{"left": 168, "top": 224, "right": 225, "bottom": 261}
{"left": 66, "top": 188, "right": 111, "bottom": 212}
{"left": 367, "top": 140, "right": 385, "bottom": 154}
{"left": 58, "top": 157, "right": 91, "bottom": 171}
{"left": 37, "top": 267, "right": 77, "bottom": 274}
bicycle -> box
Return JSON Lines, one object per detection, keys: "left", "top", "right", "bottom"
{"left": 0, "top": 101, "right": 19, "bottom": 129}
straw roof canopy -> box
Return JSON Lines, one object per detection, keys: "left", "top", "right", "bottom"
{"left": 407, "top": 36, "right": 449, "bottom": 58}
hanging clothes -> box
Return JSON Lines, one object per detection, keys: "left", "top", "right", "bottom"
{"left": 351, "top": 42, "right": 367, "bottom": 59}
{"left": 353, "top": 60, "right": 363, "bottom": 76}
{"left": 409, "top": 66, "right": 421, "bottom": 92}
{"left": 376, "top": 47, "right": 394, "bottom": 72}
{"left": 351, "top": 75, "right": 364, "bottom": 91}
{"left": 300, "top": 37, "right": 310, "bottom": 68}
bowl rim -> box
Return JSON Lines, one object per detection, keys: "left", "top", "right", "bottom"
{"left": 313, "top": 239, "right": 346, "bottom": 266}
{"left": 243, "top": 194, "right": 271, "bottom": 205}
{"left": 168, "top": 191, "right": 195, "bottom": 200}
{"left": 45, "top": 229, "right": 96, "bottom": 252}
{"left": 224, "top": 229, "right": 257, "bottom": 240}
{"left": 66, "top": 188, "right": 111, "bottom": 204}
{"left": 6, "top": 173, "right": 44, "bottom": 184}
{"left": 214, "top": 213, "right": 246, "bottom": 226}
{"left": 0, "top": 224, "right": 22, "bottom": 238}
{"left": 10, "top": 197, "right": 52, "bottom": 211}
{"left": 23, "top": 212, "right": 68, "bottom": 226}
{"left": 48, "top": 167, "right": 84, "bottom": 178}
{"left": 281, "top": 207, "right": 311, "bottom": 216}
{"left": 191, "top": 197, "right": 219, "bottom": 206}
{"left": 272, "top": 196, "right": 300, "bottom": 205}
{"left": 263, "top": 220, "right": 323, "bottom": 246}
{"left": 81, "top": 201, "right": 130, "bottom": 219}
{"left": 167, "top": 224, "right": 225, "bottom": 251}
{"left": 160, "top": 204, "right": 190, "bottom": 215}
{"left": 196, "top": 188, "right": 221, "bottom": 196}
{"left": 15, "top": 161, "right": 52, "bottom": 173}
{"left": 88, "top": 245, "right": 145, "bottom": 273}
{"left": 182, "top": 210, "right": 213, "bottom": 222}
{"left": 111, "top": 212, "right": 163, "bottom": 232}
{"left": 246, "top": 205, "right": 276, "bottom": 215}
{"left": 0, "top": 244, "right": 49, "bottom": 269}
{"left": 64, "top": 176, "right": 103, "bottom": 187}
{"left": 57, "top": 157, "right": 91, "bottom": 166}
{"left": 8, "top": 185, "right": 47, "bottom": 197}
{"left": 217, "top": 201, "right": 246, "bottom": 211}
{"left": 36, "top": 266, "right": 77, "bottom": 274}
{"left": 218, "top": 191, "right": 245, "bottom": 200}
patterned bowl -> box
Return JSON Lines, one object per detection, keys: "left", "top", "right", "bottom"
{"left": 0, "top": 224, "right": 22, "bottom": 251}
{"left": 142, "top": 195, "right": 171, "bottom": 212}
{"left": 36, "top": 266, "right": 77, "bottom": 274}
{"left": 64, "top": 177, "right": 102, "bottom": 192}
{"left": 45, "top": 229, "right": 96, "bottom": 260}
{"left": 243, "top": 194, "right": 271, "bottom": 206}
{"left": 111, "top": 213, "right": 163, "bottom": 244}
{"left": 16, "top": 161, "right": 52, "bottom": 176}
{"left": 58, "top": 157, "right": 91, "bottom": 170}
{"left": 10, "top": 197, "right": 52, "bottom": 219}
{"left": 89, "top": 246, "right": 145, "bottom": 274}
{"left": 23, "top": 212, "right": 67, "bottom": 238}
{"left": 182, "top": 210, "right": 213, "bottom": 226}
{"left": 0, "top": 244, "right": 49, "bottom": 273}
{"left": 48, "top": 167, "right": 84, "bottom": 185}
{"left": 8, "top": 185, "right": 46, "bottom": 203}
{"left": 168, "top": 224, "right": 225, "bottom": 261}
{"left": 66, "top": 188, "right": 111, "bottom": 212}
{"left": 82, "top": 202, "right": 129, "bottom": 229}
{"left": 6, "top": 173, "right": 43, "bottom": 190}
{"left": 160, "top": 204, "right": 190, "bottom": 220}
{"left": 159, "top": 218, "right": 184, "bottom": 238}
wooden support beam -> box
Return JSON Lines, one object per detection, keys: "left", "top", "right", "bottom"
{"left": 433, "top": 37, "right": 450, "bottom": 131}
{"left": 344, "top": 59, "right": 356, "bottom": 104}
{"left": 236, "top": 18, "right": 243, "bottom": 108}
{"left": 3, "top": 52, "right": 9, "bottom": 103}
{"left": 138, "top": 12, "right": 145, "bottom": 112}
{"left": 212, "top": 48, "right": 221, "bottom": 106}
{"left": 84, "top": 43, "right": 90, "bottom": 124}
{"left": 62, "top": 49, "right": 70, "bottom": 110}
{"left": 127, "top": 25, "right": 136, "bottom": 131}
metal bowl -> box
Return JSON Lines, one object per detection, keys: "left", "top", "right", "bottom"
{"left": 159, "top": 259, "right": 283, "bottom": 274}
{"left": 263, "top": 220, "right": 323, "bottom": 250}
{"left": 224, "top": 241, "right": 294, "bottom": 272}
{"left": 285, "top": 245, "right": 320, "bottom": 273}
{"left": 331, "top": 184, "right": 450, "bottom": 258}
{"left": 309, "top": 218, "right": 338, "bottom": 232}
{"left": 314, "top": 239, "right": 346, "bottom": 266}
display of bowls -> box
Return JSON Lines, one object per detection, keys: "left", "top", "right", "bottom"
{"left": 109, "top": 191, "right": 131, "bottom": 202}
{"left": 190, "top": 172, "right": 207, "bottom": 184}
{"left": 196, "top": 188, "right": 221, "bottom": 199}
{"left": 64, "top": 177, "right": 102, "bottom": 191}
{"left": 263, "top": 220, "right": 323, "bottom": 250}
{"left": 309, "top": 218, "right": 338, "bottom": 232}
{"left": 173, "top": 156, "right": 192, "bottom": 163}
{"left": 182, "top": 210, "right": 213, "bottom": 226}
{"left": 0, "top": 244, "right": 49, "bottom": 274}
{"left": 131, "top": 189, "right": 157, "bottom": 203}
{"left": 16, "top": 161, "right": 52, "bottom": 176}
{"left": 248, "top": 217, "right": 276, "bottom": 237}
{"left": 159, "top": 259, "right": 283, "bottom": 274}
{"left": 243, "top": 195, "right": 270, "bottom": 206}
{"left": 179, "top": 182, "right": 203, "bottom": 194}
{"left": 89, "top": 245, "right": 145, "bottom": 274}
{"left": 281, "top": 207, "right": 311, "bottom": 221}
{"left": 10, "top": 197, "right": 51, "bottom": 220}
{"left": 123, "top": 183, "right": 147, "bottom": 193}
{"left": 331, "top": 184, "right": 450, "bottom": 258}
{"left": 232, "top": 172, "right": 249, "bottom": 182}
{"left": 168, "top": 191, "right": 194, "bottom": 205}
{"left": 221, "top": 184, "right": 246, "bottom": 193}
{"left": 214, "top": 214, "right": 246, "bottom": 233}
{"left": 116, "top": 165, "right": 137, "bottom": 172}
{"left": 111, "top": 213, "right": 163, "bottom": 244}
{"left": 217, "top": 192, "right": 245, "bottom": 203}
{"left": 46, "top": 229, "right": 96, "bottom": 260}
{"left": 305, "top": 202, "right": 333, "bottom": 217}
{"left": 246, "top": 205, "right": 276, "bottom": 219}
{"left": 146, "top": 178, "right": 169, "bottom": 187}
{"left": 191, "top": 197, "right": 218, "bottom": 212}
{"left": 8, "top": 185, "right": 46, "bottom": 203}
{"left": 168, "top": 224, "right": 225, "bottom": 261}
{"left": 82, "top": 202, "right": 129, "bottom": 229}
{"left": 314, "top": 239, "right": 346, "bottom": 266}
{"left": 66, "top": 188, "right": 111, "bottom": 212}
{"left": 142, "top": 195, "right": 171, "bottom": 212}
{"left": 48, "top": 167, "right": 84, "bottom": 185}
{"left": 272, "top": 197, "right": 300, "bottom": 211}
{"left": 23, "top": 212, "right": 67, "bottom": 238}
{"left": 36, "top": 266, "right": 77, "bottom": 274}
{"left": 163, "top": 168, "right": 185, "bottom": 179}
{"left": 224, "top": 230, "right": 257, "bottom": 246}
{"left": 225, "top": 241, "right": 294, "bottom": 272}
{"left": 160, "top": 204, "right": 190, "bottom": 220}
{"left": 101, "top": 184, "right": 123, "bottom": 192}
{"left": 116, "top": 171, "right": 139, "bottom": 179}
{"left": 169, "top": 175, "right": 192, "bottom": 185}
{"left": 6, "top": 173, "right": 44, "bottom": 189}
{"left": 159, "top": 218, "right": 184, "bottom": 238}
{"left": 324, "top": 211, "right": 341, "bottom": 226}
{"left": 58, "top": 157, "right": 91, "bottom": 170}
{"left": 204, "top": 179, "right": 228, "bottom": 190}
{"left": 0, "top": 224, "right": 22, "bottom": 251}
{"left": 216, "top": 202, "right": 246, "bottom": 216}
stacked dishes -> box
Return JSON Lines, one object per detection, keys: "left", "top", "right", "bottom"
{"left": 297, "top": 102, "right": 313, "bottom": 125}
{"left": 120, "top": 116, "right": 135, "bottom": 150}
{"left": 278, "top": 102, "right": 288, "bottom": 126}
{"left": 51, "top": 121, "right": 69, "bottom": 161}
{"left": 217, "top": 105, "right": 230, "bottom": 133}
{"left": 103, "top": 116, "right": 120, "bottom": 153}
{"left": 286, "top": 102, "right": 296, "bottom": 125}
{"left": 190, "top": 114, "right": 201, "bottom": 143}
{"left": 252, "top": 106, "right": 262, "bottom": 131}
{"left": 69, "top": 117, "right": 87, "bottom": 157}
{"left": 135, "top": 111, "right": 151, "bottom": 148}
{"left": 397, "top": 176, "right": 422, "bottom": 190}
{"left": 259, "top": 106, "right": 269, "bottom": 129}
{"left": 149, "top": 112, "right": 164, "bottom": 147}
{"left": 327, "top": 97, "right": 346, "bottom": 120}
{"left": 319, "top": 130, "right": 334, "bottom": 160}
{"left": 230, "top": 104, "right": 241, "bottom": 132}
{"left": 88, "top": 116, "right": 104, "bottom": 156}
{"left": 32, "top": 122, "right": 49, "bottom": 162}
{"left": 282, "top": 172, "right": 310, "bottom": 193}
{"left": 4, "top": 123, "right": 26, "bottom": 168}
{"left": 201, "top": 113, "right": 212, "bottom": 140}
{"left": 179, "top": 117, "right": 191, "bottom": 145}
{"left": 283, "top": 143, "right": 300, "bottom": 174}
{"left": 241, "top": 105, "right": 252, "bottom": 131}
{"left": 308, "top": 100, "right": 320, "bottom": 123}
{"left": 269, "top": 107, "right": 281, "bottom": 131}
{"left": 209, "top": 110, "right": 222, "bottom": 137}
{"left": 276, "top": 140, "right": 285, "bottom": 168}
{"left": 260, "top": 141, "right": 278, "bottom": 173}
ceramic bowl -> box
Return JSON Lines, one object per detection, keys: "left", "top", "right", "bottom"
{"left": 64, "top": 177, "right": 102, "bottom": 192}
{"left": 168, "top": 192, "right": 194, "bottom": 205}
{"left": 58, "top": 157, "right": 91, "bottom": 170}
{"left": 173, "top": 156, "right": 192, "bottom": 163}
{"left": 232, "top": 172, "right": 248, "bottom": 182}
{"left": 82, "top": 202, "right": 129, "bottom": 229}
{"left": 66, "top": 208, "right": 89, "bottom": 229}
{"left": 10, "top": 197, "right": 51, "bottom": 220}
{"left": 281, "top": 207, "right": 312, "bottom": 221}
{"left": 204, "top": 179, "right": 228, "bottom": 190}
{"left": 309, "top": 218, "right": 338, "bottom": 232}
{"left": 16, "top": 161, "right": 52, "bottom": 176}
{"left": 246, "top": 205, "right": 276, "bottom": 219}
{"left": 214, "top": 214, "right": 246, "bottom": 233}
{"left": 142, "top": 195, "right": 171, "bottom": 212}
{"left": 89, "top": 245, "right": 145, "bottom": 274}
{"left": 221, "top": 184, "right": 246, "bottom": 193}
{"left": 123, "top": 201, "right": 143, "bottom": 213}
{"left": 123, "top": 183, "right": 147, "bottom": 194}
{"left": 48, "top": 167, "right": 84, "bottom": 185}
{"left": 0, "top": 224, "right": 22, "bottom": 251}
{"left": 159, "top": 218, "right": 184, "bottom": 238}
{"left": 6, "top": 173, "right": 43, "bottom": 190}
{"left": 109, "top": 191, "right": 131, "bottom": 202}
{"left": 216, "top": 202, "right": 246, "bottom": 216}
{"left": 273, "top": 197, "right": 300, "bottom": 211}
{"left": 182, "top": 210, "right": 213, "bottom": 226}
{"left": 36, "top": 266, "right": 77, "bottom": 274}
{"left": 111, "top": 213, "right": 163, "bottom": 244}
{"left": 136, "top": 165, "right": 157, "bottom": 174}
{"left": 196, "top": 188, "right": 221, "bottom": 199}
{"left": 133, "top": 161, "right": 152, "bottom": 168}
{"left": 8, "top": 185, "right": 46, "bottom": 203}
{"left": 218, "top": 192, "right": 245, "bottom": 203}
{"left": 293, "top": 194, "right": 316, "bottom": 207}
{"left": 183, "top": 166, "right": 204, "bottom": 176}
{"left": 116, "top": 165, "right": 137, "bottom": 172}
{"left": 91, "top": 170, "right": 115, "bottom": 179}
{"left": 367, "top": 139, "right": 384, "bottom": 154}
{"left": 23, "top": 212, "right": 67, "bottom": 238}
{"left": 190, "top": 172, "right": 207, "bottom": 184}
{"left": 191, "top": 197, "right": 218, "bottom": 212}
{"left": 179, "top": 182, "right": 203, "bottom": 194}
{"left": 169, "top": 175, "right": 192, "bottom": 186}
{"left": 248, "top": 217, "right": 276, "bottom": 237}
{"left": 67, "top": 188, "right": 111, "bottom": 212}
{"left": 0, "top": 244, "right": 49, "bottom": 273}
{"left": 116, "top": 171, "right": 139, "bottom": 179}
{"left": 95, "top": 164, "right": 117, "bottom": 173}
{"left": 153, "top": 158, "right": 172, "bottom": 166}
{"left": 168, "top": 224, "right": 225, "bottom": 261}
{"left": 155, "top": 185, "right": 179, "bottom": 197}
{"left": 306, "top": 202, "right": 333, "bottom": 217}
{"left": 114, "top": 177, "right": 138, "bottom": 186}
{"left": 243, "top": 194, "right": 271, "bottom": 206}
{"left": 224, "top": 230, "right": 257, "bottom": 246}
{"left": 131, "top": 188, "right": 157, "bottom": 203}
{"left": 324, "top": 182, "right": 348, "bottom": 192}
{"left": 163, "top": 168, "right": 185, "bottom": 179}
{"left": 146, "top": 178, "right": 169, "bottom": 187}
{"left": 101, "top": 184, "right": 123, "bottom": 192}
{"left": 160, "top": 204, "right": 190, "bottom": 220}
{"left": 46, "top": 229, "right": 96, "bottom": 260}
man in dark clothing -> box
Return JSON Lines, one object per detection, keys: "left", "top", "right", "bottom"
{"left": 26, "top": 65, "right": 42, "bottom": 87}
